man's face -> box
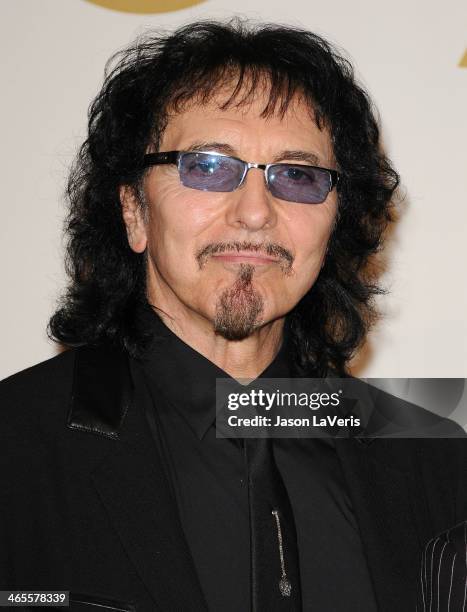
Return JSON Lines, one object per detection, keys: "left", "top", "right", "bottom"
{"left": 123, "top": 85, "right": 338, "bottom": 340}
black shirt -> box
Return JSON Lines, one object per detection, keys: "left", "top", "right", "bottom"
{"left": 130, "top": 307, "right": 378, "bottom": 611}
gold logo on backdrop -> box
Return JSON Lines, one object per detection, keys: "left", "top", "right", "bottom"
{"left": 84, "top": 0, "right": 205, "bottom": 13}
{"left": 460, "top": 49, "right": 467, "bottom": 67}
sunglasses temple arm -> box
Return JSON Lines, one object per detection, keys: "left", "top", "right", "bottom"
{"left": 142, "top": 151, "right": 179, "bottom": 168}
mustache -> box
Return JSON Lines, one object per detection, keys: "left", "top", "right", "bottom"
{"left": 196, "top": 240, "right": 294, "bottom": 272}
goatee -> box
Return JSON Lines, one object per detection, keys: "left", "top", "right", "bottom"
{"left": 213, "top": 264, "right": 264, "bottom": 340}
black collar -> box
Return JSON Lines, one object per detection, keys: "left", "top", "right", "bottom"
{"left": 132, "top": 306, "right": 293, "bottom": 440}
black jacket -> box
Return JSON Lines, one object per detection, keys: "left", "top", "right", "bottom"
{"left": 1, "top": 345, "right": 466, "bottom": 612}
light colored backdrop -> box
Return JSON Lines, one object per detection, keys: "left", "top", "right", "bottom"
{"left": 1, "top": 0, "right": 466, "bottom": 380}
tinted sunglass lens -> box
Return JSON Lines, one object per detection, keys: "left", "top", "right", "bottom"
{"left": 179, "top": 152, "right": 244, "bottom": 192}
{"left": 268, "top": 164, "right": 331, "bottom": 204}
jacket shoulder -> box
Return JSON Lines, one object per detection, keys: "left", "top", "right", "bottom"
{"left": 0, "top": 344, "right": 132, "bottom": 443}
{"left": 1, "top": 349, "right": 76, "bottom": 396}
{"left": 0, "top": 349, "right": 77, "bottom": 429}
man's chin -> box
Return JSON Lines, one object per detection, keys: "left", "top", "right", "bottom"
{"left": 213, "top": 316, "right": 264, "bottom": 341}
{"left": 212, "top": 286, "right": 265, "bottom": 341}
{"left": 206, "top": 261, "right": 264, "bottom": 340}
{"left": 212, "top": 287, "right": 265, "bottom": 340}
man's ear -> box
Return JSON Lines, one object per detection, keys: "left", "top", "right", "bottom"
{"left": 120, "top": 185, "right": 147, "bottom": 253}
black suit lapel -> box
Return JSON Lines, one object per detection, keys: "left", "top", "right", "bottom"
{"left": 335, "top": 437, "right": 431, "bottom": 612}
{"left": 68, "top": 345, "right": 208, "bottom": 612}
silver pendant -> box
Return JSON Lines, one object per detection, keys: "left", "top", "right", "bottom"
{"left": 279, "top": 577, "right": 292, "bottom": 597}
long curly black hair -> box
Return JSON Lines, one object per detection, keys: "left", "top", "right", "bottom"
{"left": 48, "top": 18, "right": 399, "bottom": 376}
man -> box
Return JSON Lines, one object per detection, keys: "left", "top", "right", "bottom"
{"left": 1, "top": 19, "right": 466, "bottom": 612}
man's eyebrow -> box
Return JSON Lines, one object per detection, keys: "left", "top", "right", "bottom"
{"left": 185, "top": 141, "right": 237, "bottom": 155}
{"left": 184, "top": 142, "right": 322, "bottom": 166}
{"left": 272, "top": 149, "right": 321, "bottom": 166}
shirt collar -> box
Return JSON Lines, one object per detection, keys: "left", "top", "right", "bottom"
{"left": 135, "top": 303, "right": 293, "bottom": 441}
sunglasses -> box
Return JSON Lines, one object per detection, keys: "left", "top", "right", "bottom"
{"left": 142, "top": 150, "right": 340, "bottom": 205}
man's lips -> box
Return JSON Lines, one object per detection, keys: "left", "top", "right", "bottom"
{"left": 211, "top": 252, "right": 280, "bottom": 265}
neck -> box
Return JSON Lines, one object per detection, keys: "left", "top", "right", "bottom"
{"left": 154, "top": 306, "right": 285, "bottom": 379}
{"left": 145, "top": 289, "right": 285, "bottom": 380}
{"left": 145, "top": 258, "right": 289, "bottom": 378}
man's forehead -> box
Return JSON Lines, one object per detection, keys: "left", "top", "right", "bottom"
{"left": 160, "top": 93, "right": 333, "bottom": 165}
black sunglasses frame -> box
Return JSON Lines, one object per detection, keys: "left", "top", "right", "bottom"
{"left": 142, "top": 150, "right": 340, "bottom": 204}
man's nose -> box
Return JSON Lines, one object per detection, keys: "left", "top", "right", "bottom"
{"left": 225, "top": 167, "right": 278, "bottom": 231}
